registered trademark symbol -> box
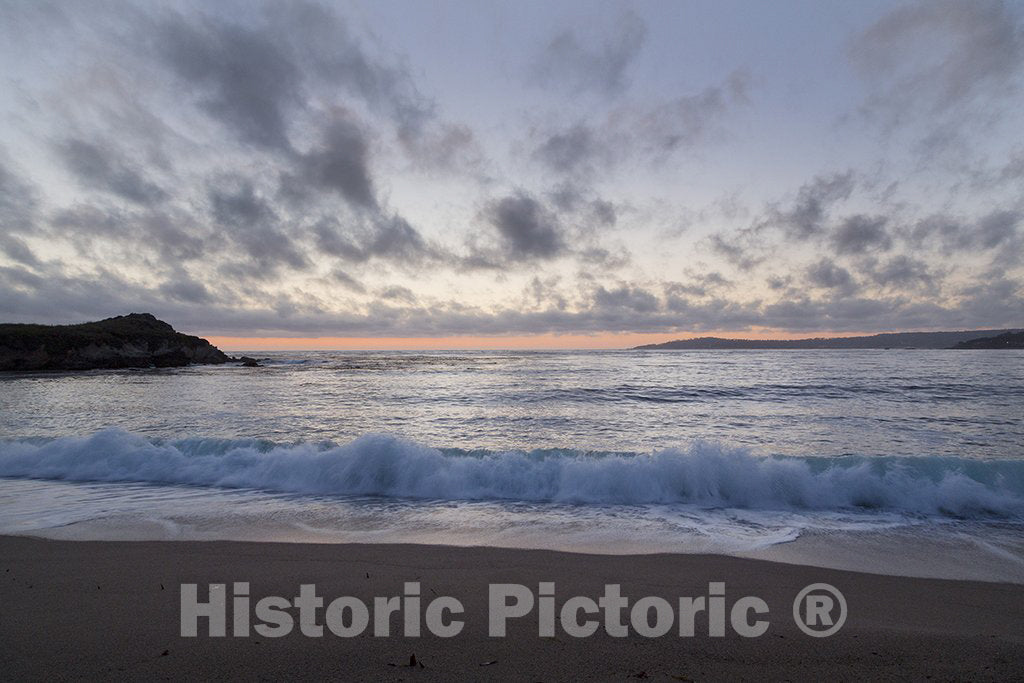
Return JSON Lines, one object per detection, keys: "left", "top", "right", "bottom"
{"left": 792, "top": 583, "right": 847, "bottom": 637}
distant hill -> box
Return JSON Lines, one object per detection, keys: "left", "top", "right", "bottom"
{"left": 0, "top": 313, "right": 230, "bottom": 371}
{"left": 952, "top": 331, "right": 1024, "bottom": 349}
{"left": 634, "top": 330, "right": 1016, "bottom": 350}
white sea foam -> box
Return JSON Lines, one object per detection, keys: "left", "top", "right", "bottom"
{"left": 0, "top": 429, "right": 1022, "bottom": 518}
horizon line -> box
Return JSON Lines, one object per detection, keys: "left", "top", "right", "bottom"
{"left": 202, "top": 328, "right": 1011, "bottom": 352}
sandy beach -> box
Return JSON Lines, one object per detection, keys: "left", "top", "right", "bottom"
{"left": 2, "top": 535, "right": 1022, "bottom": 680}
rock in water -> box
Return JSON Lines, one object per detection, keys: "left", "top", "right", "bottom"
{"left": 0, "top": 313, "right": 231, "bottom": 371}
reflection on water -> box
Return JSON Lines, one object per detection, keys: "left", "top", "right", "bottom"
{"left": 1, "top": 349, "right": 1022, "bottom": 458}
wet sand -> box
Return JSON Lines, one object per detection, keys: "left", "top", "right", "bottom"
{"left": 2, "top": 535, "right": 1022, "bottom": 680}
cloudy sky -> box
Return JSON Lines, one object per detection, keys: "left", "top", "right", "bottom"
{"left": 1, "top": 0, "right": 1022, "bottom": 348}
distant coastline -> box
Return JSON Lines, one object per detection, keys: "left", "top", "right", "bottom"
{"left": 634, "top": 329, "right": 1023, "bottom": 350}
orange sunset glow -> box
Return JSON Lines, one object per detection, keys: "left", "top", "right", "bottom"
{"left": 206, "top": 329, "right": 876, "bottom": 351}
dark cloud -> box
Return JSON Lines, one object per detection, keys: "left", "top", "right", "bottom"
{"left": 708, "top": 233, "right": 763, "bottom": 271}
{"left": 0, "top": 157, "right": 37, "bottom": 236}
{"left": 577, "top": 246, "right": 630, "bottom": 269}
{"left": 975, "top": 210, "right": 1021, "bottom": 249}
{"left": 55, "top": 138, "right": 167, "bottom": 205}
{"left": 530, "top": 11, "right": 646, "bottom": 97}
{"left": 157, "top": 15, "right": 301, "bottom": 150}
{"left": 806, "top": 258, "right": 857, "bottom": 293}
{"left": 377, "top": 285, "right": 417, "bottom": 304}
{"left": 312, "top": 218, "right": 361, "bottom": 260}
{"left": 864, "top": 255, "right": 936, "bottom": 290}
{"left": 208, "top": 179, "right": 309, "bottom": 273}
{"left": 664, "top": 273, "right": 732, "bottom": 299}
{"left": 590, "top": 199, "right": 617, "bottom": 228}
{"left": 831, "top": 215, "right": 892, "bottom": 255}
{"left": 761, "top": 172, "right": 856, "bottom": 240}
{"left": 0, "top": 235, "right": 40, "bottom": 268}
{"left": 329, "top": 268, "right": 366, "bottom": 293}
{"left": 266, "top": 0, "right": 432, "bottom": 134}
{"left": 485, "top": 192, "right": 566, "bottom": 261}
{"left": 298, "top": 116, "right": 377, "bottom": 210}
{"left": 592, "top": 284, "right": 659, "bottom": 313}
{"left": 50, "top": 204, "right": 133, "bottom": 245}
{"left": 362, "top": 215, "right": 436, "bottom": 265}
{"left": 905, "top": 209, "right": 1020, "bottom": 254}
{"left": 47, "top": 204, "right": 208, "bottom": 265}
{"left": 312, "top": 213, "right": 439, "bottom": 266}
{"left": 155, "top": 2, "right": 436, "bottom": 153}
{"left": 706, "top": 171, "right": 857, "bottom": 271}
{"left": 159, "top": 275, "right": 213, "bottom": 304}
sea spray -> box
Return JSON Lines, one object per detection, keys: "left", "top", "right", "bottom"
{"left": 1, "top": 428, "right": 1022, "bottom": 518}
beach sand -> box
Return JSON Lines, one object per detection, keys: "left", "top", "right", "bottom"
{"left": 2, "top": 535, "right": 1022, "bottom": 680}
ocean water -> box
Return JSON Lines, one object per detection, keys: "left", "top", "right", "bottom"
{"left": 1, "top": 349, "right": 1022, "bottom": 581}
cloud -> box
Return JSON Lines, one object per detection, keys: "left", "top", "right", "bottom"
{"left": 484, "top": 192, "right": 566, "bottom": 261}
{"left": 55, "top": 138, "right": 168, "bottom": 206}
{"left": 329, "top": 271, "right": 365, "bottom": 295}
{"left": 532, "top": 123, "right": 606, "bottom": 176}
{"left": 377, "top": 285, "right": 417, "bottom": 304}
{"left": 864, "top": 255, "right": 936, "bottom": 291}
{"left": 159, "top": 275, "right": 213, "bottom": 304}
{"left": 592, "top": 284, "right": 659, "bottom": 313}
{"left": 297, "top": 115, "right": 377, "bottom": 210}
{"left": 266, "top": 0, "right": 433, "bottom": 134}
{"left": 708, "top": 233, "right": 764, "bottom": 271}
{"left": 806, "top": 258, "right": 856, "bottom": 293}
{"left": 529, "top": 11, "right": 647, "bottom": 97}
{"left": 0, "top": 157, "right": 38, "bottom": 236}
{"left": 1, "top": 259, "right": 1021, "bottom": 337}
{"left": 760, "top": 172, "right": 856, "bottom": 240}
{"left": 975, "top": 210, "right": 1021, "bottom": 249}
{"left": 399, "top": 122, "right": 485, "bottom": 176}
{"left": 633, "top": 71, "right": 750, "bottom": 157}
{"left": 156, "top": 14, "right": 301, "bottom": 151}
{"left": 0, "top": 235, "right": 40, "bottom": 268}
{"left": 208, "top": 178, "right": 309, "bottom": 273}
{"left": 312, "top": 214, "right": 440, "bottom": 266}
{"left": 831, "top": 215, "right": 892, "bottom": 255}
{"left": 1, "top": 2, "right": 1021, "bottom": 339}
{"left": 850, "top": 0, "right": 1024, "bottom": 120}
{"left": 906, "top": 209, "right": 1021, "bottom": 254}
{"left": 531, "top": 70, "right": 750, "bottom": 177}
{"left": 362, "top": 215, "right": 437, "bottom": 265}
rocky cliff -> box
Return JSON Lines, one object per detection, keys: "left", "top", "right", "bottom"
{"left": 0, "top": 313, "right": 230, "bottom": 371}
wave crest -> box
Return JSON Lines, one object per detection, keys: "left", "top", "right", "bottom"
{"left": 1, "top": 429, "right": 1022, "bottom": 517}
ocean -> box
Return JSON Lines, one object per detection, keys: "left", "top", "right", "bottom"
{"left": 1, "top": 349, "right": 1022, "bottom": 581}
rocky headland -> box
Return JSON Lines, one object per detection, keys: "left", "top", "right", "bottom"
{"left": 951, "top": 331, "right": 1024, "bottom": 349}
{"left": 0, "top": 313, "right": 231, "bottom": 371}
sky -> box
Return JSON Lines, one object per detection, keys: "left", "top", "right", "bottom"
{"left": 0, "top": 0, "right": 1022, "bottom": 349}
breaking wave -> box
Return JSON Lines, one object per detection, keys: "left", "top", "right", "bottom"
{"left": 1, "top": 429, "right": 1022, "bottom": 518}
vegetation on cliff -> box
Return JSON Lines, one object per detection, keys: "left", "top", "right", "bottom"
{"left": 952, "top": 331, "right": 1024, "bottom": 349}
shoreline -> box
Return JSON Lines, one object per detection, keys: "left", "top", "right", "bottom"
{"left": 3, "top": 535, "right": 1022, "bottom": 680}
{"left": 12, "top": 521, "right": 1024, "bottom": 585}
